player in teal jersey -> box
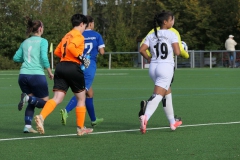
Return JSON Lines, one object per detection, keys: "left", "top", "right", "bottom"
{"left": 13, "top": 17, "right": 54, "bottom": 133}
{"left": 60, "top": 15, "right": 105, "bottom": 127}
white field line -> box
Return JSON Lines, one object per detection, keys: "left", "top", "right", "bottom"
{"left": 1, "top": 121, "right": 240, "bottom": 142}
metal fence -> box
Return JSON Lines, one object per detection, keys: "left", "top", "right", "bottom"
{"left": 175, "top": 50, "right": 240, "bottom": 69}
{"left": 104, "top": 50, "right": 240, "bottom": 69}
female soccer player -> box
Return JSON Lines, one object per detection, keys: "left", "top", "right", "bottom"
{"left": 60, "top": 15, "right": 105, "bottom": 127}
{"left": 139, "top": 10, "right": 182, "bottom": 134}
{"left": 13, "top": 17, "right": 54, "bottom": 133}
{"left": 34, "top": 13, "right": 93, "bottom": 136}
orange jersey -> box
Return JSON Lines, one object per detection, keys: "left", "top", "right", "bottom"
{"left": 54, "top": 29, "right": 85, "bottom": 64}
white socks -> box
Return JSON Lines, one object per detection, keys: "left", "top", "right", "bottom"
{"left": 145, "top": 94, "right": 163, "bottom": 121}
{"left": 162, "top": 93, "right": 175, "bottom": 124}
{"left": 25, "top": 125, "right": 32, "bottom": 128}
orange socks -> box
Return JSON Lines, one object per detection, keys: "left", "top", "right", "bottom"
{"left": 40, "top": 99, "right": 57, "bottom": 120}
{"left": 76, "top": 106, "right": 86, "bottom": 128}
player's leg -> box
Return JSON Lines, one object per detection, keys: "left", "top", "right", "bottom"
{"left": 35, "top": 91, "right": 64, "bottom": 134}
{"left": 35, "top": 62, "right": 68, "bottom": 134}
{"left": 18, "top": 75, "right": 43, "bottom": 133}
{"left": 64, "top": 96, "right": 77, "bottom": 113}
{"left": 60, "top": 96, "right": 76, "bottom": 125}
{"left": 84, "top": 64, "right": 103, "bottom": 127}
{"left": 75, "top": 91, "right": 93, "bottom": 136}
{"left": 140, "top": 87, "right": 166, "bottom": 134}
{"left": 162, "top": 88, "right": 182, "bottom": 130}
{"left": 69, "top": 66, "right": 93, "bottom": 136}
{"left": 138, "top": 100, "right": 147, "bottom": 117}
{"left": 138, "top": 62, "right": 157, "bottom": 118}
{"left": 86, "top": 87, "right": 104, "bottom": 127}
{"left": 140, "top": 63, "right": 174, "bottom": 134}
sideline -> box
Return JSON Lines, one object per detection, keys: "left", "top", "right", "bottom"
{"left": 1, "top": 121, "right": 240, "bottom": 142}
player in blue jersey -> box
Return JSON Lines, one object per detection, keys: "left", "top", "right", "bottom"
{"left": 13, "top": 17, "right": 54, "bottom": 133}
{"left": 60, "top": 15, "right": 105, "bottom": 127}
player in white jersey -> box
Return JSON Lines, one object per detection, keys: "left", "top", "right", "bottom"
{"left": 139, "top": 10, "right": 182, "bottom": 134}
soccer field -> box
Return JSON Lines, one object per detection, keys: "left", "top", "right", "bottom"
{"left": 0, "top": 68, "right": 240, "bottom": 160}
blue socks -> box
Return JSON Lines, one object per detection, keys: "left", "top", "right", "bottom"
{"left": 65, "top": 96, "right": 96, "bottom": 122}
{"left": 28, "top": 96, "right": 46, "bottom": 108}
{"left": 86, "top": 98, "right": 96, "bottom": 122}
{"left": 65, "top": 96, "right": 77, "bottom": 113}
{"left": 24, "top": 104, "right": 34, "bottom": 125}
{"left": 25, "top": 96, "right": 47, "bottom": 125}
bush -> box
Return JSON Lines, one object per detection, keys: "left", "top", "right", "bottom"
{"left": 0, "top": 55, "right": 21, "bottom": 70}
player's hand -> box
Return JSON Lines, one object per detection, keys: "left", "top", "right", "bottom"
{"left": 79, "top": 56, "right": 90, "bottom": 68}
{"left": 48, "top": 72, "right": 54, "bottom": 80}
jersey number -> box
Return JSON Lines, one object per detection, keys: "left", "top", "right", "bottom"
{"left": 154, "top": 42, "right": 168, "bottom": 59}
{"left": 85, "top": 42, "right": 93, "bottom": 54}
{"left": 63, "top": 42, "right": 67, "bottom": 58}
{"left": 27, "top": 46, "right": 32, "bottom": 62}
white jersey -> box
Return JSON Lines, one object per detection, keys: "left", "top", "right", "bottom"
{"left": 144, "top": 29, "right": 178, "bottom": 90}
{"left": 144, "top": 30, "right": 178, "bottom": 64}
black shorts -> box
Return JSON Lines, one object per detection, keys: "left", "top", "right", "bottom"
{"left": 53, "top": 61, "right": 85, "bottom": 93}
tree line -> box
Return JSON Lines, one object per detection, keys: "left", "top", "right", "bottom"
{"left": 0, "top": 0, "right": 239, "bottom": 69}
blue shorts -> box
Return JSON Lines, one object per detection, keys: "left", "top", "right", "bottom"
{"left": 84, "top": 60, "right": 97, "bottom": 90}
{"left": 18, "top": 74, "right": 49, "bottom": 98}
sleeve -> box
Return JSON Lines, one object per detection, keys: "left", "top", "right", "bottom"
{"left": 13, "top": 43, "right": 24, "bottom": 63}
{"left": 54, "top": 41, "right": 63, "bottom": 58}
{"left": 143, "top": 35, "right": 150, "bottom": 47}
{"left": 97, "top": 33, "right": 105, "bottom": 49}
{"left": 170, "top": 28, "right": 189, "bottom": 59}
{"left": 171, "top": 32, "right": 179, "bottom": 44}
{"left": 40, "top": 38, "right": 50, "bottom": 69}
{"left": 68, "top": 35, "right": 85, "bottom": 57}
{"left": 140, "top": 27, "right": 160, "bottom": 57}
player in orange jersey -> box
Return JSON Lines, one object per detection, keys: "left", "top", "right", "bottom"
{"left": 34, "top": 13, "right": 93, "bottom": 136}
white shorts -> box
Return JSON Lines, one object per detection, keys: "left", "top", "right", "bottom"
{"left": 149, "top": 62, "right": 174, "bottom": 90}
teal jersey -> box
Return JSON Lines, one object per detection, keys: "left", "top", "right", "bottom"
{"left": 13, "top": 36, "right": 50, "bottom": 75}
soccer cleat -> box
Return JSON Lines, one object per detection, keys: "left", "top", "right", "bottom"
{"left": 18, "top": 93, "right": 28, "bottom": 111}
{"left": 170, "top": 116, "right": 182, "bottom": 130}
{"left": 60, "top": 109, "right": 68, "bottom": 125}
{"left": 77, "top": 126, "right": 93, "bottom": 136}
{"left": 35, "top": 115, "right": 45, "bottom": 134}
{"left": 91, "top": 118, "right": 104, "bottom": 127}
{"left": 23, "top": 126, "right": 38, "bottom": 133}
{"left": 138, "top": 100, "right": 147, "bottom": 117}
{"left": 139, "top": 115, "right": 148, "bottom": 134}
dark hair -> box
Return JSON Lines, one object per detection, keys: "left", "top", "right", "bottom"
{"left": 153, "top": 10, "right": 174, "bottom": 39}
{"left": 71, "top": 13, "right": 88, "bottom": 27}
{"left": 86, "top": 15, "right": 94, "bottom": 28}
{"left": 26, "top": 16, "right": 43, "bottom": 37}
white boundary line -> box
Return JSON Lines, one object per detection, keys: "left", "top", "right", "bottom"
{"left": 1, "top": 121, "right": 240, "bottom": 142}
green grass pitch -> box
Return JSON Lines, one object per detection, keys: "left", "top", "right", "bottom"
{"left": 0, "top": 68, "right": 240, "bottom": 160}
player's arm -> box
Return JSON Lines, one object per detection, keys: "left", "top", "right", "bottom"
{"left": 139, "top": 43, "right": 151, "bottom": 63}
{"left": 98, "top": 34, "right": 105, "bottom": 55}
{"left": 140, "top": 28, "right": 158, "bottom": 58}
{"left": 99, "top": 47, "right": 105, "bottom": 55}
{"left": 40, "top": 39, "right": 50, "bottom": 68}
{"left": 13, "top": 43, "right": 24, "bottom": 63}
{"left": 54, "top": 41, "right": 62, "bottom": 58}
{"left": 172, "top": 42, "right": 180, "bottom": 56}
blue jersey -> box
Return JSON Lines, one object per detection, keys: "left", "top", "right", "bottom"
{"left": 82, "top": 29, "right": 105, "bottom": 90}
{"left": 83, "top": 29, "right": 105, "bottom": 62}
